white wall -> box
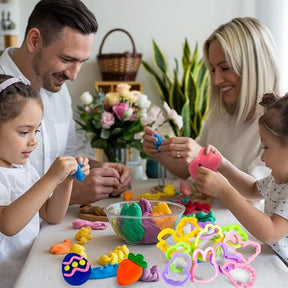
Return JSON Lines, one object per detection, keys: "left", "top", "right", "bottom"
{"left": 256, "top": 0, "right": 288, "bottom": 94}
{"left": 16, "top": 0, "right": 287, "bottom": 110}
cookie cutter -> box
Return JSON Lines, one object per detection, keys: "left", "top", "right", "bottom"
{"left": 162, "top": 252, "right": 192, "bottom": 286}
{"left": 191, "top": 247, "right": 219, "bottom": 283}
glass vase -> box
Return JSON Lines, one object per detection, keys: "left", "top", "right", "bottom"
{"left": 158, "top": 162, "right": 168, "bottom": 188}
{"left": 112, "top": 148, "right": 127, "bottom": 164}
{"left": 104, "top": 147, "right": 127, "bottom": 164}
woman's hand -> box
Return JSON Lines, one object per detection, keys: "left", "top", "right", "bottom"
{"left": 160, "top": 136, "right": 202, "bottom": 164}
{"left": 142, "top": 126, "right": 203, "bottom": 178}
{"left": 142, "top": 126, "right": 163, "bottom": 157}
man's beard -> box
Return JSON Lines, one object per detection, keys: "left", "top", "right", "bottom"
{"left": 32, "top": 49, "right": 67, "bottom": 92}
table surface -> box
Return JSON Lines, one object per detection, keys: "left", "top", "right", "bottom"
{"left": 14, "top": 179, "right": 288, "bottom": 288}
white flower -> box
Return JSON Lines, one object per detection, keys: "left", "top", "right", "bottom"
{"left": 134, "top": 131, "right": 144, "bottom": 140}
{"left": 80, "top": 91, "right": 93, "bottom": 105}
{"left": 123, "top": 107, "right": 134, "bottom": 121}
{"left": 137, "top": 94, "right": 151, "bottom": 109}
{"left": 163, "top": 102, "right": 183, "bottom": 129}
{"left": 140, "top": 105, "right": 165, "bottom": 127}
{"left": 149, "top": 105, "right": 166, "bottom": 127}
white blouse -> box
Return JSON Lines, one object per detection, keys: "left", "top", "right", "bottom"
{"left": 196, "top": 112, "right": 270, "bottom": 179}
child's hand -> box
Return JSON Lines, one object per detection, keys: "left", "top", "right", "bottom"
{"left": 196, "top": 166, "right": 230, "bottom": 199}
{"left": 75, "top": 156, "right": 90, "bottom": 178}
{"left": 46, "top": 156, "right": 82, "bottom": 184}
{"left": 204, "top": 144, "right": 228, "bottom": 168}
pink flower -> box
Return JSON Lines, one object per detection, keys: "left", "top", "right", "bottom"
{"left": 85, "top": 106, "right": 91, "bottom": 113}
{"left": 112, "top": 102, "right": 130, "bottom": 120}
{"left": 101, "top": 111, "right": 115, "bottom": 129}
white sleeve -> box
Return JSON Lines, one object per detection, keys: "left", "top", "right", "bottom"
{"left": 0, "top": 182, "right": 11, "bottom": 205}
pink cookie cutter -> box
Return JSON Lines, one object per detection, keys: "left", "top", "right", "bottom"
{"left": 222, "top": 261, "right": 257, "bottom": 288}
{"left": 191, "top": 247, "right": 219, "bottom": 283}
{"left": 188, "top": 147, "right": 221, "bottom": 179}
{"left": 223, "top": 231, "right": 261, "bottom": 264}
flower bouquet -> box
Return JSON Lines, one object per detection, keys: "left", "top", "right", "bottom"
{"left": 76, "top": 83, "right": 182, "bottom": 163}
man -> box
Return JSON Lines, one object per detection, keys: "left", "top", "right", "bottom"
{"left": 0, "top": 0, "right": 131, "bottom": 205}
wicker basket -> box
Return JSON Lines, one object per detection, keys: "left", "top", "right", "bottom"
{"left": 97, "top": 28, "right": 142, "bottom": 81}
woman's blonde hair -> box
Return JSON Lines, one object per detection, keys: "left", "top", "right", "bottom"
{"left": 203, "top": 17, "right": 280, "bottom": 123}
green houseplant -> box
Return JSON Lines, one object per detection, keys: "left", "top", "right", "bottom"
{"left": 142, "top": 39, "right": 210, "bottom": 139}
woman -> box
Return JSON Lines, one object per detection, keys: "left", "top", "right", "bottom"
{"left": 196, "top": 92, "right": 288, "bottom": 264}
{"left": 143, "top": 17, "right": 280, "bottom": 180}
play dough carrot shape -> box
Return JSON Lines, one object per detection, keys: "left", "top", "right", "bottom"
{"left": 117, "top": 253, "right": 147, "bottom": 285}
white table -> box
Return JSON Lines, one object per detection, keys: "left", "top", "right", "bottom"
{"left": 14, "top": 179, "right": 288, "bottom": 288}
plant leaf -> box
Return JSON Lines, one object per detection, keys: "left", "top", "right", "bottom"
{"left": 181, "top": 101, "right": 191, "bottom": 137}
{"left": 182, "top": 38, "right": 191, "bottom": 74}
{"left": 152, "top": 39, "right": 172, "bottom": 86}
{"left": 142, "top": 60, "right": 170, "bottom": 103}
{"left": 169, "top": 69, "right": 185, "bottom": 114}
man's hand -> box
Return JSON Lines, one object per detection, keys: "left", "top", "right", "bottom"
{"left": 70, "top": 162, "right": 131, "bottom": 205}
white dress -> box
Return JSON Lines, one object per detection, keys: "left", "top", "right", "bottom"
{"left": 256, "top": 175, "right": 288, "bottom": 264}
{"left": 196, "top": 112, "right": 270, "bottom": 179}
{"left": 0, "top": 161, "right": 40, "bottom": 288}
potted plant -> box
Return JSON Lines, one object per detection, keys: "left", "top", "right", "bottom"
{"left": 142, "top": 39, "right": 210, "bottom": 139}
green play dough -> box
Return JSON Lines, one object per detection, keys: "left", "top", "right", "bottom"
{"left": 120, "top": 203, "right": 145, "bottom": 243}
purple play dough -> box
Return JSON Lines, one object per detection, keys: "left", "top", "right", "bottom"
{"left": 140, "top": 212, "right": 161, "bottom": 244}
{"left": 138, "top": 198, "right": 153, "bottom": 214}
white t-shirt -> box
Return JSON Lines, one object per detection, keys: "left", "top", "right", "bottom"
{"left": 0, "top": 48, "right": 94, "bottom": 176}
{"left": 196, "top": 112, "right": 270, "bottom": 179}
{"left": 0, "top": 161, "right": 40, "bottom": 288}
{"left": 256, "top": 175, "right": 288, "bottom": 264}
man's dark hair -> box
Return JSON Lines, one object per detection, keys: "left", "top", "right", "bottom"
{"left": 25, "top": 0, "right": 98, "bottom": 45}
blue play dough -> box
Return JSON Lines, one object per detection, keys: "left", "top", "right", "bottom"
{"left": 90, "top": 264, "right": 119, "bottom": 279}
{"left": 152, "top": 134, "right": 163, "bottom": 153}
{"left": 73, "top": 164, "right": 85, "bottom": 181}
{"left": 62, "top": 253, "right": 91, "bottom": 285}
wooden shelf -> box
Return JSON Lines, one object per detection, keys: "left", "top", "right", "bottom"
{"left": 94, "top": 81, "right": 143, "bottom": 93}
